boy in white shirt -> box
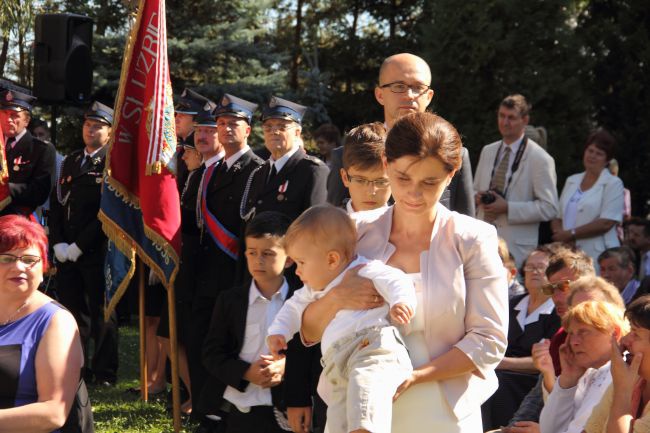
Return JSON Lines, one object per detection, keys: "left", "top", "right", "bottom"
{"left": 267, "top": 205, "right": 416, "bottom": 433}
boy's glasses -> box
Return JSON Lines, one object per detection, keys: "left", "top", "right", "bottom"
{"left": 345, "top": 171, "right": 390, "bottom": 189}
{"left": 0, "top": 254, "right": 41, "bottom": 266}
{"left": 540, "top": 279, "right": 572, "bottom": 296}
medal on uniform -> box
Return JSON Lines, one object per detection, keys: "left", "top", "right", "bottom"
{"left": 95, "top": 177, "right": 102, "bottom": 184}
{"left": 67, "top": 176, "right": 72, "bottom": 183}
{"left": 277, "top": 180, "right": 288, "bottom": 201}
{"left": 13, "top": 156, "right": 21, "bottom": 171}
{"left": 13, "top": 165, "right": 19, "bottom": 171}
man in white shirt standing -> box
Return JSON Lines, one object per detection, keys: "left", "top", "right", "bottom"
{"left": 474, "top": 94, "right": 559, "bottom": 267}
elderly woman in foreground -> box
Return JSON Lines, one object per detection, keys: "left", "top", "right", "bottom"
{"left": 0, "top": 215, "right": 85, "bottom": 433}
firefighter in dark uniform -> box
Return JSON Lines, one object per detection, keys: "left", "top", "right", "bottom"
{"left": 48, "top": 101, "right": 118, "bottom": 385}
{"left": 239, "top": 96, "right": 329, "bottom": 433}
{"left": 178, "top": 95, "right": 227, "bottom": 431}
{"left": 174, "top": 88, "right": 204, "bottom": 193}
{"left": 240, "top": 96, "right": 329, "bottom": 222}
{"left": 190, "top": 94, "right": 265, "bottom": 428}
{"left": 0, "top": 89, "right": 56, "bottom": 217}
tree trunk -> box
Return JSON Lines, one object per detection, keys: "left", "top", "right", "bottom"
{"left": 18, "top": 29, "right": 26, "bottom": 84}
{"left": 346, "top": 0, "right": 359, "bottom": 93}
{"left": 290, "top": 0, "right": 303, "bottom": 90}
{"left": 0, "top": 37, "right": 8, "bottom": 76}
{"left": 389, "top": 0, "right": 397, "bottom": 40}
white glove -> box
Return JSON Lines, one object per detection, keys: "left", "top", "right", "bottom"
{"left": 148, "top": 268, "right": 161, "bottom": 286}
{"left": 53, "top": 243, "right": 69, "bottom": 263}
{"left": 66, "top": 243, "right": 83, "bottom": 262}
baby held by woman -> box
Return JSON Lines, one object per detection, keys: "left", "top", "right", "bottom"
{"left": 267, "top": 205, "right": 416, "bottom": 433}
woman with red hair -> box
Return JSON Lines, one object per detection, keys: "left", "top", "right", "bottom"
{"left": 0, "top": 215, "right": 88, "bottom": 432}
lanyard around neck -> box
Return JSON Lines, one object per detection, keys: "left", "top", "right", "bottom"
{"left": 490, "top": 136, "right": 528, "bottom": 195}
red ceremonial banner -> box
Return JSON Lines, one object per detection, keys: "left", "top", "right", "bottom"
{"left": 98, "top": 0, "right": 180, "bottom": 317}
{"left": 0, "top": 124, "right": 12, "bottom": 211}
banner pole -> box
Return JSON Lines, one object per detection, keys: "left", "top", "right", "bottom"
{"left": 138, "top": 261, "right": 148, "bottom": 402}
{"left": 167, "top": 279, "right": 181, "bottom": 432}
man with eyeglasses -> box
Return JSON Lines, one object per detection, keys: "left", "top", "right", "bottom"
{"left": 326, "top": 53, "right": 475, "bottom": 218}
{"left": 0, "top": 89, "right": 56, "bottom": 217}
{"left": 474, "top": 94, "right": 559, "bottom": 268}
{"left": 48, "top": 101, "right": 118, "bottom": 386}
{"left": 240, "top": 96, "right": 329, "bottom": 222}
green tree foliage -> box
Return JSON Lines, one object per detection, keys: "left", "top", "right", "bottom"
{"left": 576, "top": 0, "right": 650, "bottom": 214}
{"left": 417, "top": 0, "right": 592, "bottom": 185}
{"left": 2, "top": 0, "right": 647, "bottom": 212}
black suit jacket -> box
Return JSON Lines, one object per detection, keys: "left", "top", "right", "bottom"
{"left": 242, "top": 149, "right": 329, "bottom": 222}
{"left": 3, "top": 130, "right": 56, "bottom": 216}
{"left": 175, "top": 131, "right": 194, "bottom": 193}
{"left": 195, "top": 150, "right": 263, "bottom": 298}
{"left": 505, "top": 294, "right": 561, "bottom": 358}
{"left": 48, "top": 147, "right": 107, "bottom": 265}
{"left": 326, "top": 145, "right": 475, "bottom": 216}
{"left": 201, "top": 279, "right": 301, "bottom": 413}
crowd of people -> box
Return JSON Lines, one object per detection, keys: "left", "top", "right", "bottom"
{"left": 1, "top": 51, "right": 649, "bottom": 433}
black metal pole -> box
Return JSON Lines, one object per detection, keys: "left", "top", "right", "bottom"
{"left": 51, "top": 105, "right": 58, "bottom": 147}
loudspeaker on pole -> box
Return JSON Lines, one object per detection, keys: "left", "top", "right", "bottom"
{"left": 33, "top": 13, "right": 93, "bottom": 104}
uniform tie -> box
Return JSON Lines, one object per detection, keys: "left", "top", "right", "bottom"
{"left": 267, "top": 164, "right": 277, "bottom": 184}
{"left": 491, "top": 146, "right": 511, "bottom": 194}
{"left": 80, "top": 156, "right": 92, "bottom": 171}
{"left": 4, "top": 136, "right": 15, "bottom": 150}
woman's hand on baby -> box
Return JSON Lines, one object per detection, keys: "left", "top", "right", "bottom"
{"left": 390, "top": 303, "right": 414, "bottom": 324}
{"left": 332, "top": 264, "right": 384, "bottom": 310}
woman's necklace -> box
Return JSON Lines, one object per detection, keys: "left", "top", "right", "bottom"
{"left": 1, "top": 297, "right": 31, "bottom": 326}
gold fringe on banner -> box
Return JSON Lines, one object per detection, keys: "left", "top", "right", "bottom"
{"left": 0, "top": 196, "right": 11, "bottom": 212}
{"left": 99, "top": 210, "right": 137, "bottom": 322}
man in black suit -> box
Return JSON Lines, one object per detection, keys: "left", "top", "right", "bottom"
{"left": 48, "top": 101, "right": 118, "bottom": 385}
{"left": 240, "top": 96, "right": 329, "bottom": 222}
{"left": 0, "top": 89, "right": 56, "bottom": 216}
{"left": 191, "top": 94, "right": 264, "bottom": 428}
{"left": 326, "top": 53, "right": 475, "bottom": 216}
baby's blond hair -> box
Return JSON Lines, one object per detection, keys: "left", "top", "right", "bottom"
{"left": 284, "top": 205, "right": 357, "bottom": 260}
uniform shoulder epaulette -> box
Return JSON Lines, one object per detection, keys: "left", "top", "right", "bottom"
{"left": 31, "top": 136, "right": 51, "bottom": 148}
{"left": 303, "top": 154, "right": 326, "bottom": 166}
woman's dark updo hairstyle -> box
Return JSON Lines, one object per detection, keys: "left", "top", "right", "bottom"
{"left": 384, "top": 112, "right": 462, "bottom": 173}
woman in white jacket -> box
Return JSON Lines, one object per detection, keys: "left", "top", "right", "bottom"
{"left": 552, "top": 129, "right": 624, "bottom": 269}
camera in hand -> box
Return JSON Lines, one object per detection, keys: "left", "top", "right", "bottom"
{"left": 480, "top": 190, "right": 503, "bottom": 205}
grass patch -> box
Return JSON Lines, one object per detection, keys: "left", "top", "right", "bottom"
{"left": 89, "top": 325, "right": 195, "bottom": 433}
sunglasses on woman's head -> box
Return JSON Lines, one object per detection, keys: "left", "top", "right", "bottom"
{"left": 540, "top": 279, "right": 572, "bottom": 296}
